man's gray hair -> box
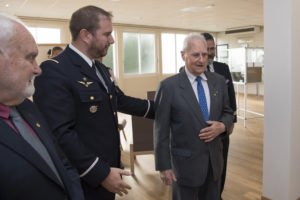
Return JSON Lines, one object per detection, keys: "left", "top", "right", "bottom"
{"left": 0, "top": 14, "right": 24, "bottom": 56}
{"left": 182, "top": 33, "right": 207, "bottom": 51}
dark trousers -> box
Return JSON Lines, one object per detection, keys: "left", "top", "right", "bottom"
{"left": 172, "top": 164, "right": 221, "bottom": 200}
{"left": 220, "top": 136, "right": 229, "bottom": 199}
{"left": 82, "top": 182, "right": 115, "bottom": 200}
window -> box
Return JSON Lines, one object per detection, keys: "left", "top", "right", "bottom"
{"left": 102, "top": 31, "right": 116, "bottom": 75}
{"left": 161, "top": 33, "right": 187, "bottom": 74}
{"left": 27, "top": 27, "right": 61, "bottom": 44}
{"left": 161, "top": 33, "right": 176, "bottom": 74}
{"left": 123, "top": 32, "right": 156, "bottom": 75}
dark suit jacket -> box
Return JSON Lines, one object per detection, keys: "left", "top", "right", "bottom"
{"left": 212, "top": 61, "right": 237, "bottom": 122}
{"left": 154, "top": 70, "right": 233, "bottom": 187}
{"left": 0, "top": 99, "right": 84, "bottom": 200}
{"left": 33, "top": 46, "right": 154, "bottom": 197}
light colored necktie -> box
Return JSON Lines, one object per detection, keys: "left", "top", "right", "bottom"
{"left": 196, "top": 77, "right": 209, "bottom": 121}
{"left": 92, "top": 62, "right": 108, "bottom": 92}
{"left": 9, "top": 107, "right": 63, "bottom": 185}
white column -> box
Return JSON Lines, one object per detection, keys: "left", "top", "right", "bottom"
{"left": 263, "top": 0, "right": 300, "bottom": 199}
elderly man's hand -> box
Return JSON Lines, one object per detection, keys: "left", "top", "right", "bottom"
{"left": 199, "top": 121, "right": 226, "bottom": 142}
{"left": 159, "top": 169, "right": 177, "bottom": 185}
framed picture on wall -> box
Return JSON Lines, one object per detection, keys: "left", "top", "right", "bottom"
{"left": 216, "top": 44, "right": 229, "bottom": 58}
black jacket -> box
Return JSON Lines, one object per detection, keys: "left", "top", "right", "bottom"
{"left": 33, "top": 45, "right": 154, "bottom": 199}
{"left": 0, "top": 99, "right": 84, "bottom": 200}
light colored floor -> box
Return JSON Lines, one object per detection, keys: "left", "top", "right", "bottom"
{"left": 116, "top": 94, "right": 264, "bottom": 200}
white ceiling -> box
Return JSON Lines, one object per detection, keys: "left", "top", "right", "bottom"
{"left": 0, "top": 0, "right": 263, "bottom": 32}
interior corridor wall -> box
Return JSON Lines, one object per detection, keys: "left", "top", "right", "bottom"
{"left": 263, "top": 0, "right": 300, "bottom": 199}
{"left": 21, "top": 17, "right": 265, "bottom": 99}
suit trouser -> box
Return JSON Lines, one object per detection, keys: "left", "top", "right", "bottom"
{"left": 172, "top": 164, "right": 221, "bottom": 200}
{"left": 220, "top": 136, "right": 229, "bottom": 199}
{"left": 82, "top": 182, "right": 115, "bottom": 200}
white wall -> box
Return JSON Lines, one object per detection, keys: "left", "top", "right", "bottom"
{"left": 216, "top": 28, "right": 264, "bottom": 48}
{"left": 263, "top": 0, "right": 300, "bottom": 199}
{"left": 20, "top": 17, "right": 265, "bottom": 98}
{"left": 290, "top": 0, "right": 300, "bottom": 198}
{"left": 21, "top": 17, "right": 70, "bottom": 65}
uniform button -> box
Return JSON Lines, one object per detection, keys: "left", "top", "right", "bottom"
{"left": 110, "top": 95, "right": 113, "bottom": 99}
{"left": 90, "top": 96, "right": 94, "bottom": 100}
{"left": 113, "top": 112, "right": 116, "bottom": 116}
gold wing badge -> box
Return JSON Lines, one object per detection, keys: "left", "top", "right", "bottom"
{"left": 78, "top": 77, "right": 94, "bottom": 88}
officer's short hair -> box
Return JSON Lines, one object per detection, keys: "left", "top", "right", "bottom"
{"left": 69, "top": 5, "right": 113, "bottom": 41}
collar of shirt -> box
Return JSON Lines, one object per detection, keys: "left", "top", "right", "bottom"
{"left": 69, "top": 43, "right": 94, "bottom": 67}
{"left": 0, "top": 103, "right": 10, "bottom": 119}
{"left": 185, "top": 66, "right": 207, "bottom": 85}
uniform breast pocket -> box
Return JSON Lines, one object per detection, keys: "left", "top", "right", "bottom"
{"left": 79, "top": 89, "right": 103, "bottom": 103}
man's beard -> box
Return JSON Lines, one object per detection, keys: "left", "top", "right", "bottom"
{"left": 207, "top": 58, "right": 214, "bottom": 65}
{"left": 23, "top": 80, "right": 35, "bottom": 98}
{"left": 88, "top": 47, "right": 106, "bottom": 59}
{"left": 87, "top": 40, "right": 109, "bottom": 59}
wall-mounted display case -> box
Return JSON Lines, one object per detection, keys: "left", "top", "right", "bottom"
{"left": 228, "top": 47, "right": 264, "bottom": 127}
{"left": 228, "top": 47, "right": 264, "bottom": 83}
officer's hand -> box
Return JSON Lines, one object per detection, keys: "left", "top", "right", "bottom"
{"left": 101, "top": 168, "right": 132, "bottom": 196}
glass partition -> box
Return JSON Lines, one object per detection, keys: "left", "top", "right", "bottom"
{"left": 228, "top": 47, "right": 264, "bottom": 83}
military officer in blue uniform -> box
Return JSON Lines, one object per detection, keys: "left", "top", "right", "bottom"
{"left": 33, "top": 6, "right": 154, "bottom": 200}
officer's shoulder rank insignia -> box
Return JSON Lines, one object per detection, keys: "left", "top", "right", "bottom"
{"left": 78, "top": 77, "right": 93, "bottom": 88}
{"left": 47, "top": 58, "right": 59, "bottom": 64}
{"left": 89, "top": 105, "right": 98, "bottom": 113}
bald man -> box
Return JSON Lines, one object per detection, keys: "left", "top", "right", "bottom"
{"left": 0, "top": 14, "right": 84, "bottom": 200}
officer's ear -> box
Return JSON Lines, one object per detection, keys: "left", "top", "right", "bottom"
{"left": 79, "top": 29, "right": 93, "bottom": 45}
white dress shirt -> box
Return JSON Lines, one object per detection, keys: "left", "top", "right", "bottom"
{"left": 185, "top": 67, "right": 211, "bottom": 114}
{"left": 69, "top": 44, "right": 108, "bottom": 92}
{"left": 208, "top": 63, "right": 215, "bottom": 72}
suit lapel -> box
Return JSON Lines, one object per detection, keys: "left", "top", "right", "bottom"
{"left": 179, "top": 71, "right": 207, "bottom": 124}
{"left": 212, "top": 62, "right": 223, "bottom": 74}
{"left": 2, "top": 104, "right": 64, "bottom": 188}
{"left": 65, "top": 46, "right": 108, "bottom": 91}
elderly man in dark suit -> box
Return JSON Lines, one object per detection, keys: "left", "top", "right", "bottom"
{"left": 33, "top": 6, "right": 154, "bottom": 200}
{"left": 154, "top": 33, "right": 233, "bottom": 200}
{"left": 202, "top": 32, "right": 237, "bottom": 199}
{"left": 0, "top": 14, "right": 84, "bottom": 200}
